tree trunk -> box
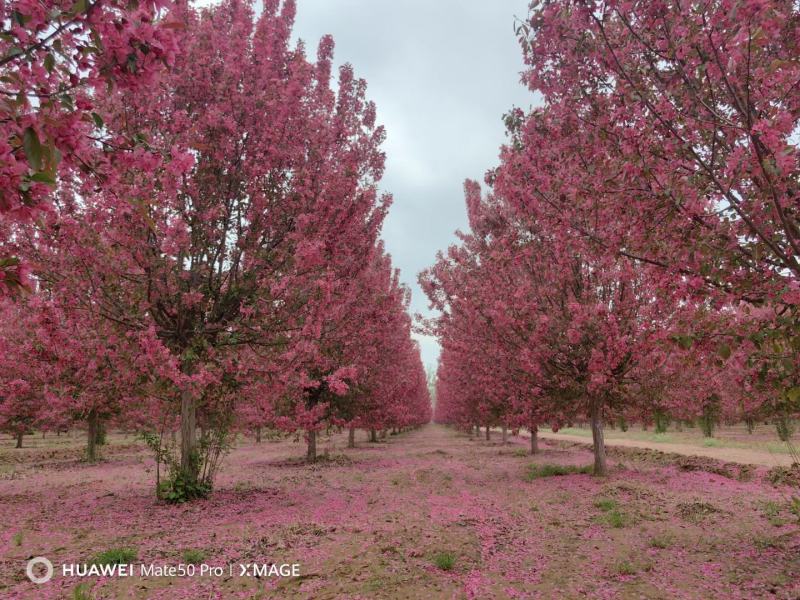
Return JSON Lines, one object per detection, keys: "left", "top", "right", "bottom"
{"left": 348, "top": 426, "right": 355, "bottom": 448}
{"left": 380, "top": 429, "right": 387, "bottom": 440}
{"left": 485, "top": 425, "right": 490, "bottom": 441}
{"left": 95, "top": 420, "right": 106, "bottom": 446}
{"left": 255, "top": 427, "right": 261, "bottom": 444}
{"left": 180, "top": 388, "right": 198, "bottom": 482}
{"left": 87, "top": 410, "right": 99, "bottom": 462}
{"left": 590, "top": 401, "right": 607, "bottom": 476}
{"left": 15, "top": 431, "right": 23, "bottom": 448}
{"left": 370, "top": 429, "right": 377, "bottom": 443}
{"left": 530, "top": 425, "right": 539, "bottom": 455}
{"left": 306, "top": 429, "right": 317, "bottom": 461}
{"left": 502, "top": 425, "right": 508, "bottom": 444}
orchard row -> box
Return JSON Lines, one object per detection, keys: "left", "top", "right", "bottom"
{"left": 421, "top": 0, "right": 800, "bottom": 474}
{"left": 0, "top": 0, "right": 430, "bottom": 500}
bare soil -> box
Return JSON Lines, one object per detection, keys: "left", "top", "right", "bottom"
{"left": 1, "top": 425, "right": 799, "bottom": 599}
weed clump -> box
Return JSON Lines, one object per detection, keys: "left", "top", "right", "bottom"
{"left": 594, "top": 497, "right": 618, "bottom": 511}
{"left": 526, "top": 463, "right": 592, "bottom": 480}
{"left": 91, "top": 547, "right": 137, "bottom": 566}
{"left": 432, "top": 551, "right": 456, "bottom": 571}
{"left": 649, "top": 533, "right": 673, "bottom": 549}
{"left": 182, "top": 549, "right": 206, "bottom": 564}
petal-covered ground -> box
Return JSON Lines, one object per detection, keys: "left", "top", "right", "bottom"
{"left": 1, "top": 425, "right": 799, "bottom": 599}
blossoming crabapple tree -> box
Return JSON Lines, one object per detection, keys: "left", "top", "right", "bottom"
{"left": 35, "top": 0, "right": 398, "bottom": 492}
{"left": 517, "top": 0, "right": 800, "bottom": 421}
{"left": 0, "top": 0, "right": 179, "bottom": 294}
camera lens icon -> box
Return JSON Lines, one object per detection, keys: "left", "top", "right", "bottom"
{"left": 26, "top": 557, "right": 54, "bottom": 584}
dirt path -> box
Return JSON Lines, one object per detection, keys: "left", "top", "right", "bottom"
{"left": 534, "top": 431, "right": 795, "bottom": 467}
{"left": 2, "top": 424, "right": 799, "bottom": 599}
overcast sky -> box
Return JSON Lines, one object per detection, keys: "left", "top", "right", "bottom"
{"left": 291, "top": 0, "right": 536, "bottom": 370}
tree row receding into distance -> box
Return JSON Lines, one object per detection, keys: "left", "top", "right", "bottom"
{"left": 0, "top": 0, "right": 430, "bottom": 502}
{"left": 421, "top": 0, "right": 800, "bottom": 475}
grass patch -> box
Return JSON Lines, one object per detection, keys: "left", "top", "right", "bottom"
{"left": 91, "top": 547, "right": 137, "bottom": 566}
{"left": 558, "top": 427, "right": 797, "bottom": 454}
{"left": 432, "top": 551, "right": 456, "bottom": 571}
{"left": 526, "top": 463, "right": 592, "bottom": 480}
{"left": 649, "top": 533, "right": 673, "bottom": 549}
{"left": 559, "top": 428, "right": 674, "bottom": 444}
{"left": 594, "top": 497, "right": 618, "bottom": 511}
{"left": 789, "top": 496, "right": 800, "bottom": 523}
{"left": 72, "top": 583, "right": 93, "bottom": 600}
{"left": 761, "top": 500, "right": 781, "bottom": 518}
{"left": 753, "top": 535, "right": 784, "bottom": 550}
{"left": 12, "top": 531, "right": 23, "bottom": 546}
{"left": 758, "top": 500, "right": 786, "bottom": 526}
{"left": 606, "top": 509, "right": 627, "bottom": 528}
{"left": 765, "top": 442, "right": 795, "bottom": 454}
{"left": 614, "top": 560, "right": 638, "bottom": 576}
{"left": 182, "top": 549, "right": 206, "bottom": 564}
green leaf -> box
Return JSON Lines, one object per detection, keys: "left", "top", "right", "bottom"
{"left": 5, "top": 46, "right": 23, "bottom": 60}
{"left": 68, "top": 0, "right": 88, "bottom": 17}
{"left": 91, "top": 112, "right": 104, "bottom": 129}
{"left": 39, "top": 142, "right": 60, "bottom": 175}
{"left": 717, "top": 344, "right": 731, "bottom": 360}
{"left": 59, "top": 93, "right": 75, "bottom": 110}
{"left": 30, "top": 172, "right": 56, "bottom": 185}
{"left": 787, "top": 387, "right": 800, "bottom": 405}
{"left": 672, "top": 334, "right": 693, "bottom": 350}
{"left": 23, "top": 127, "right": 43, "bottom": 171}
{"left": 44, "top": 53, "right": 55, "bottom": 73}
{"left": 0, "top": 257, "right": 21, "bottom": 267}
{"left": 11, "top": 11, "right": 27, "bottom": 26}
